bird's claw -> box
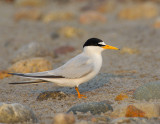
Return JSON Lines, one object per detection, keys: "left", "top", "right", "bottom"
{"left": 78, "top": 94, "right": 87, "bottom": 98}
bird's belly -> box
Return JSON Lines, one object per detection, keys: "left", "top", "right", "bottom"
{"left": 41, "top": 56, "right": 102, "bottom": 87}
{"left": 41, "top": 78, "right": 77, "bottom": 87}
{"left": 40, "top": 71, "right": 98, "bottom": 87}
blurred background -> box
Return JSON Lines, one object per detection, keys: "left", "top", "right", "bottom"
{"left": 0, "top": 0, "right": 160, "bottom": 76}
{"left": 0, "top": 1, "right": 160, "bottom": 123}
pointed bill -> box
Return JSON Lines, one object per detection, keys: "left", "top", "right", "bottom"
{"left": 102, "top": 45, "right": 119, "bottom": 50}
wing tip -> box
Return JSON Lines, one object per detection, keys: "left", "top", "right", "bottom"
{"left": 8, "top": 72, "right": 65, "bottom": 78}
{"left": 9, "top": 80, "right": 49, "bottom": 85}
{"left": 8, "top": 73, "right": 24, "bottom": 76}
{"left": 9, "top": 82, "right": 20, "bottom": 85}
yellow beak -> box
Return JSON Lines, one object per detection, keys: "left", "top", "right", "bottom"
{"left": 102, "top": 45, "right": 119, "bottom": 50}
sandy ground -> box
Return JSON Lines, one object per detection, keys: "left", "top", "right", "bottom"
{"left": 0, "top": 0, "right": 160, "bottom": 123}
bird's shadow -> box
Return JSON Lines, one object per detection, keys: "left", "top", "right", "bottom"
{"left": 47, "top": 73, "right": 126, "bottom": 94}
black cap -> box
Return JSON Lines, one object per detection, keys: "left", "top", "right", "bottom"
{"left": 83, "top": 38, "right": 105, "bottom": 48}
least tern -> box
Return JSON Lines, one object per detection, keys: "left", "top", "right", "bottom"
{"left": 9, "top": 38, "right": 119, "bottom": 98}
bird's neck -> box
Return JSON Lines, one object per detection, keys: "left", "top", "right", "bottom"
{"left": 83, "top": 46, "right": 103, "bottom": 71}
{"left": 83, "top": 46, "right": 103, "bottom": 56}
{"left": 83, "top": 47, "right": 103, "bottom": 74}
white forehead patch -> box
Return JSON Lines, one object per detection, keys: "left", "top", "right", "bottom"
{"left": 98, "top": 42, "right": 106, "bottom": 46}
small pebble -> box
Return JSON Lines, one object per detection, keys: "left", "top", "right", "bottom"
{"left": 54, "top": 45, "right": 75, "bottom": 56}
{"left": 0, "top": 70, "right": 12, "bottom": 79}
{"left": 118, "top": 2, "right": 158, "bottom": 20}
{"left": 111, "top": 102, "right": 160, "bottom": 118}
{"left": 67, "top": 101, "right": 113, "bottom": 115}
{"left": 133, "top": 82, "right": 160, "bottom": 101}
{"left": 37, "top": 91, "right": 68, "bottom": 101}
{"left": 14, "top": 9, "right": 41, "bottom": 21}
{"left": 12, "top": 42, "right": 55, "bottom": 62}
{"left": 115, "top": 93, "right": 129, "bottom": 101}
{"left": 8, "top": 57, "right": 52, "bottom": 73}
{"left": 53, "top": 113, "right": 75, "bottom": 124}
{"left": 58, "top": 26, "right": 83, "bottom": 38}
{"left": 0, "top": 103, "right": 37, "bottom": 123}
{"left": 43, "top": 12, "right": 74, "bottom": 23}
{"left": 79, "top": 11, "right": 106, "bottom": 24}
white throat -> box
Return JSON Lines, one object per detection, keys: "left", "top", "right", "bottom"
{"left": 83, "top": 46, "right": 104, "bottom": 55}
{"left": 83, "top": 46, "right": 103, "bottom": 75}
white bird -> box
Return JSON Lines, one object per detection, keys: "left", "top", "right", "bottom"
{"left": 9, "top": 38, "right": 119, "bottom": 98}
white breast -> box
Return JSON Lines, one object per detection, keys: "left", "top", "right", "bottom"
{"left": 41, "top": 46, "right": 104, "bottom": 87}
{"left": 74, "top": 47, "right": 103, "bottom": 86}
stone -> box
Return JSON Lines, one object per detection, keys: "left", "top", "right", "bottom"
{"left": 43, "top": 12, "right": 74, "bottom": 23}
{"left": 125, "top": 105, "right": 146, "bottom": 117}
{"left": 133, "top": 82, "right": 160, "bottom": 101}
{"left": 12, "top": 42, "right": 55, "bottom": 63}
{"left": 79, "top": 11, "right": 106, "bottom": 24}
{"left": 54, "top": 45, "right": 75, "bottom": 56}
{"left": 0, "top": 103, "right": 37, "bottom": 123}
{"left": 0, "top": 70, "right": 12, "bottom": 79}
{"left": 58, "top": 26, "right": 84, "bottom": 38}
{"left": 15, "top": 0, "right": 45, "bottom": 7}
{"left": 37, "top": 91, "right": 68, "bottom": 101}
{"left": 111, "top": 103, "right": 160, "bottom": 118}
{"left": 120, "top": 47, "right": 140, "bottom": 54}
{"left": 115, "top": 93, "right": 129, "bottom": 101}
{"left": 135, "top": 103, "right": 160, "bottom": 118}
{"left": 118, "top": 2, "right": 158, "bottom": 20}
{"left": 111, "top": 117, "right": 160, "bottom": 124}
{"left": 153, "top": 17, "right": 160, "bottom": 28}
{"left": 14, "top": 9, "right": 41, "bottom": 21}
{"left": 53, "top": 113, "right": 75, "bottom": 124}
{"left": 8, "top": 57, "right": 52, "bottom": 73}
{"left": 67, "top": 101, "right": 113, "bottom": 115}
{"left": 50, "top": 32, "right": 60, "bottom": 39}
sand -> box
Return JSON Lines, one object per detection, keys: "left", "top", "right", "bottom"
{"left": 0, "top": 0, "right": 160, "bottom": 123}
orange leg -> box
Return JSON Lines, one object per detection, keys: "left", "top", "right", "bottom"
{"left": 75, "top": 87, "right": 87, "bottom": 98}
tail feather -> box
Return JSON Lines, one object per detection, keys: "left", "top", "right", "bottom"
{"left": 9, "top": 80, "right": 49, "bottom": 85}
{"left": 8, "top": 73, "right": 25, "bottom": 76}
{"left": 8, "top": 73, "right": 64, "bottom": 78}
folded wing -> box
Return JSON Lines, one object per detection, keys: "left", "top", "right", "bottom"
{"left": 9, "top": 54, "right": 94, "bottom": 79}
{"left": 51, "top": 54, "right": 93, "bottom": 78}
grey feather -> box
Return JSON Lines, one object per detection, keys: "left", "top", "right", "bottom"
{"left": 9, "top": 53, "right": 93, "bottom": 79}
{"left": 49, "top": 54, "right": 94, "bottom": 78}
{"left": 9, "top": 80, "right": 49, "bottom": 84}
{"left": 8, "top": 73, "right": 64, "bottom": 78}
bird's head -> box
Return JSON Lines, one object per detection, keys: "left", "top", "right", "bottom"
{"left": 83, "top": 38, "right": 119, "bottom": 53}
